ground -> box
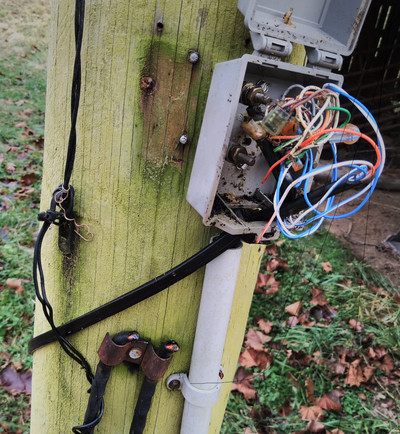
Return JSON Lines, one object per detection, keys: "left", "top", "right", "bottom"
{"left": 328, "top": 186, "right": 400, "bottom": 287}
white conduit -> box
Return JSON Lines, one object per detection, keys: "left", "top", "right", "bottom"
{"left": 180, "top": 245, "right": 243, "bottom": 434}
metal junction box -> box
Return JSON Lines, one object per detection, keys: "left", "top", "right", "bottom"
{"left": 187, "top": 0, "right": 371, "bottom": 241}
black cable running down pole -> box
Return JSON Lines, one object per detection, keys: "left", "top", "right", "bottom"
{"left": 29, "top": 232, "right": 243, "bottom": 353}
{"left": 63, "top": 0, "right": 85, "bottom": 189}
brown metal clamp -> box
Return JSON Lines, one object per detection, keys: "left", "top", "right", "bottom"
{"left": 75, "top": 331, "right": 179, "bottom": 434}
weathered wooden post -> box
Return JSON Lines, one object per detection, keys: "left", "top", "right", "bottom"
{"left": 31, "top": 1, "right": 263, "bottom": 432}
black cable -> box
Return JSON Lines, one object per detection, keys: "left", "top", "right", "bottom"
{"left": 29, "top": 232, "right": 243, "bottom": 353}
{"left": 64, "top": 0, "right": 85, "bottom": 189}
{"left": 130, "top": 341, "right": 179, "bottom": 434}
{"left": 33, "top": 216, "right": 94, "bottom": 384}
{"left": 130, "top": 377, "right": 157, "bottom": 434}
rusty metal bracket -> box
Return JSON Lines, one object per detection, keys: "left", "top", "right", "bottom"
{"left": 97, "top": 332, "right": 149, "bottom": 366}
{"left": 141, "top": 344, "right": 173, "bottom": 381}
{"left": 79, "top": 332, "right": 179, "bottom": 433}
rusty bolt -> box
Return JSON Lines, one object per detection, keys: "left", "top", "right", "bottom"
{"left": 179, "top": 134, "right": 188, "bottom": 145}
{"left": 140, "top": 76, "right": 156, "bottom": 93}
{"left": 188, "top": 50, "right": 199, "bottom": 64}
{"left": 168, "top": 379, "right": 181, "bottom": 391}
{"left": 129, "top": 348, "right": 143, "bottom": 360}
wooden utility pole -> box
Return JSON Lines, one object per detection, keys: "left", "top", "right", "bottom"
{"left": 31, "top": 1, "right": 264, "bottom": 432}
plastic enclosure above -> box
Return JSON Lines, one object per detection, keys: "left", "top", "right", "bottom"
{"left": 238, "top": 0, "right": 371, "bottom": 57}
{"left": 186, "top": 54, "right": 342, "bottom": 241}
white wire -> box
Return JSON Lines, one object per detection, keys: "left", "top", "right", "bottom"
{"left": 257, "top": 83, "right": 386, "bottom": 242}
{"left": 274, "top": 160, "right": 375, "bottom": 237}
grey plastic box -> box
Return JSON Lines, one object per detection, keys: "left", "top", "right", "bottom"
{"left": 187, "top": 0, "right": 371, "bottom": 240}
{"left": 238, "top": 0, "right": 371, "bottom": 56}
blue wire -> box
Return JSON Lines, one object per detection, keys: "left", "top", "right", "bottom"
{"left": 274, "top": 85, "right": 384, "bottom": 238}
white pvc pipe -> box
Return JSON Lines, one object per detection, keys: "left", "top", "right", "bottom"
{"left": 180, "top": 245, "right": 243, "bottom": 434}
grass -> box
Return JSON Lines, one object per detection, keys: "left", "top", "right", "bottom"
{"left": 0, "top": 2, "right": 49, "bottom": 431}
{"left": 223, "top": 231, "right": 400, "bottom": 433}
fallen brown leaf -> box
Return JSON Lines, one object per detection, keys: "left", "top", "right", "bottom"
{"left": 362, "top": 365, "right": 375, "bottom": 382}
{"left": 369, "top": 286, "right": 388, "bottom": 297}
{"left": 299, "top": 405, "right": 324, "bottom": 421}
{"left": 377, "top": 354, "right": 394, "bottom": 376}
{"left": 372, "top": 346, "right": 387, "bottom": 359}
{"left": 359, "top": 393, "right": 367, "bottom": 400}
{"left": 231, "top": 367, "right": 257, "bottom": 401}
{"left": 21, "top": 173, "right": 38, "bottom": 186}
{"left": 244, "top": 328, "right": 271, "bottom": 351}
{"left": 287, "top": 350, "right": 313, "bottom": 366}
{"left": 285, "top": 301, "right": 302, "bottom": 316}
{"left": 316, "top": 390, "right": 343, "bottom": 411}
{"left": 264, "top": 244, "right": 278, "bottom": 256}
{"left": 305, "top": 377, "right": 315, "bottom": 405}
{"left": 0, "top": 366, "right": 31, "bottom": 396}
{"left": 6, "top": 279, "right": 24, "bottom": 296}
{"left": 330, "top": 429, "right": 345, "bottom": 434}
{"left": 320, "top": 262, "right": 332, "bottom": 272}
{"left": 257, "top": 318, "right": 273, "bottom": 334}
{"left": 6, "top": 162, "right": 16, "bottom": 174}
{"left": 255, "top": 273, "right": 280, "bottom": 294}
{"left": 16, "top": 108, "right": 34, "bottom": 119}
{"left": 282, "top": 316, "right": 299, "bottom": 328}
{"left": 14, "top": 121, "right": 28, "bottom": 129}
{"left": 239, "top": 348, "right": 273, "bottom": 370}
{"left": 345, "top": 360, "right": 363, "bottom": 387}
{"left": 307, "top": 420, "right": 325, "bottom": 433}
{"left": 310, "top": 287, "right": 328, "bottom": 306}
{"left": 349, "top": 319, "right": 364, "bottom": 331}
{"left": 328, "top": 360, "right": 347, "bottom": 375}
{"left": 298, "top": 311, "right": 315, "bottom": 327}
{"left": 0, "top": 352, "right": 13, "bottom": 370}
{"left": 264, "top": 274, "right": 280, "bottom": 295}
{"left": 12, "top": 361, "right": 23, "bottom": 372}
{"left": 15, "top": 99, "right": 29, "bottom": 106}
{"left": 265, "top": 257, "right": 289, "bottom": 272}
{"left": 277, "top": 402, "right": 292, "bottom": 417}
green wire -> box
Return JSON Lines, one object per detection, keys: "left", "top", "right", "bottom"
{"left": 311, "top": 106, "right": 352, "bottom": 144}
{"left": 273, "top": 136, "right": 298, "bottom": 152}
{"left": 325, "top": 106, "right": 351, "bottom": 127}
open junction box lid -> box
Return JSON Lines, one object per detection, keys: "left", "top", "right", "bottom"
{"left": 238, "top": 0, "right": 371, "bottom": 67}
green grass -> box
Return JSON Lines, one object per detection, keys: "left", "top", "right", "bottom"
{"left": 0, "top": 16, "right": 47, "bottom": 431}
{"left": 223, "top": 231, "right": 400, "bottom": 433}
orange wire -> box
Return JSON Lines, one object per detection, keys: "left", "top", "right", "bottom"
{"left": 299, "top": 128, "right": 381, "bottom": 173}
{"left": 258, "top": 128, "right": 381, "bottom": 243}
{"left": 261, "top": 153, "right": 290, "bottom": 184}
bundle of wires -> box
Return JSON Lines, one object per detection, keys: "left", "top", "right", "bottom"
{"left": 256, "top": 83, "right": 385, "bottom": 243}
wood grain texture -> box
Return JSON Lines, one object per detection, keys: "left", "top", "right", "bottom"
{"left": 31, "top": 1, "right": 264, "bottom": 433}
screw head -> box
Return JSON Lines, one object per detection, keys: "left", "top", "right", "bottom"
{"left": 188, "top": 50, "right": 199, "bottom": 64}
{"left": 129, "top": 348, "right": 143, "bottom": 360}
{"left": 179, "top": 134, "right": 188, "bottom": 145}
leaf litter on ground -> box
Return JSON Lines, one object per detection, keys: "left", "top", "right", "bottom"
{"left": 225, "top": 232, "right": 400, "bottom": 433}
